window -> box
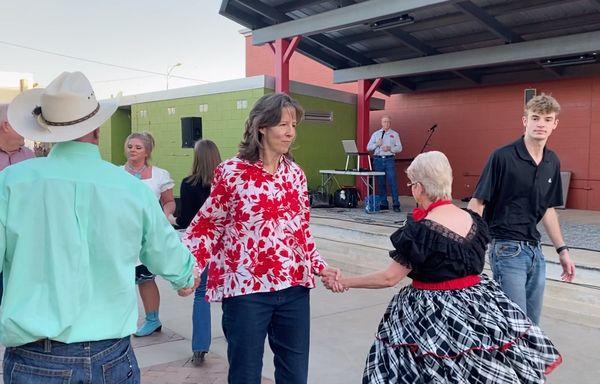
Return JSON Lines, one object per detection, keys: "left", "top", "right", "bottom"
{"left": 181, "top": 117, "right": 202, "bottom": 148}
{"left": 167, "top": 107, "right": 176, "bottom": 115}
{"left": 236, "top": 99, "right": 248, "bottom": 109}
{"left": 198, "top": 103, "right": 208, "bottom": 112}
{"left": 139, "top": 110, "right": 147, "bottom": 118}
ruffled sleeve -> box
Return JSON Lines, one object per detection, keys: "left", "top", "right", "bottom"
{"left": 156, "top": 167, "right": 175, "bottom": 193}
{"left": 388, "top": 219, "right": 427, "bottom": 269}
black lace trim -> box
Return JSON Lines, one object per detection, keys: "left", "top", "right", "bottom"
{"left": 420, "top": 219, "right": 477, "bottom": 244}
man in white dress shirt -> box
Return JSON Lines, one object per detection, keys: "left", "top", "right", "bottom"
{"left": 367, "top": 115, "right": 403, "bottom": 212}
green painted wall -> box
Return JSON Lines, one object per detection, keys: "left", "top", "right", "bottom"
{"left": 101, "top": 87, "right": 357, "bottom": 196}
{"left": 99, "top": 108, "right": 131, "bottom": 164}
{"left": 289, "top": 92, "right": 356, "bottom": 189}
{"left": 130, "top": 88, "right": 266, "bottom": 195}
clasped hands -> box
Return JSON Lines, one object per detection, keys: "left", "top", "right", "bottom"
{"left": 177, "top": 266, "right": 201, "bottom": 297}
{"left": 320, "top": 267, "right": 348, "bottom": 293}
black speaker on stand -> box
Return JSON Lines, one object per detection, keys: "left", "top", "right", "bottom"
{"left": 181, "top": 117, "right": 202, "bottom": 148}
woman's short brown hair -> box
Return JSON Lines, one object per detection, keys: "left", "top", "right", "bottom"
{"left": 238, "top": 93, "right": 304, "bottom": 162}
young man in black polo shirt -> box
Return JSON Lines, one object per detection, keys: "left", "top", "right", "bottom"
{"left": 468, "top": 94, "right": 575, "bottom": 325}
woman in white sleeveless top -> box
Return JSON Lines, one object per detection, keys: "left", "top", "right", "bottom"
{"left": 123, "top": 132, "right": 176, "bottom": 337}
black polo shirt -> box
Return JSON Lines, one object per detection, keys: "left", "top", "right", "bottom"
{"left": 473, "top": 136, "right": 563, "bottom": 242}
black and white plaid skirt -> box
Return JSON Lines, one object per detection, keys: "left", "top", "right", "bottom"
{"left": 363, "top": 274, "right": 561, "bottom": 384}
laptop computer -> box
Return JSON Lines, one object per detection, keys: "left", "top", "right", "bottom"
{"left": 341, "top": 140, "right": 371, "bottom": 171}
{"left": 342, "top": 139, "right": 359, "bottom": 154}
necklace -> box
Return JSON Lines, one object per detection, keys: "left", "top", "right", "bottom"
{"left": 126, "top": 163, "right": 147, "bottom": 179}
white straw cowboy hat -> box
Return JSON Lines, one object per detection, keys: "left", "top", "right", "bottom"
{"left": 7, "top": 71, "right": 118, "bottom": 143}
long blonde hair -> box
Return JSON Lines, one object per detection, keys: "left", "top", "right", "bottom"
{"left": 186, "top": 139, "right": 222, "bottom": 187}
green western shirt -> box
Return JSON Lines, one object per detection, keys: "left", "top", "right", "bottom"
{"left": 0, "top": 141, "right": 195, "bottom": 347}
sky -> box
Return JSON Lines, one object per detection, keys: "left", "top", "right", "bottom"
{"left": 0, "top": 0, "right": 246, "bottom": 98}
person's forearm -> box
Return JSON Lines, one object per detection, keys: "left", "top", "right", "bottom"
{"left": 341, "top": 265, "right": 408, "bottom": 289}
{"left": 542, "top": 208, "right": 566, "bottom": 247}
{"left": 162, "top": 201, "right": 176, "bottom": 217}
{"left": 342, "top": 271, "right": 397, "bottom": 289}
{"left": 467, "top": 198, "right": 485, "bottom": 216}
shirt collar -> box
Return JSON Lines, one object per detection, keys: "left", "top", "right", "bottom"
{"left": 514, "top": 136, "right": 550, "bottom": 164}
{"left": 48, "top": 141, "right": 102, "bottom": 160}
{"left": 0, "top": 145, "right": 24, "bottom": 156}
{"left": 249, "top": 154, "right": 290, "bottom": 173}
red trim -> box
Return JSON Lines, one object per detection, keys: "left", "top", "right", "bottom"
{"left": 544, "top": 355, "right": 563, "bottom": 375}
{"left": 376, "top": 324, "right": 563, "bottom": 376}
{"left": 412, "top": 275, "right": 481, "bottom": 290}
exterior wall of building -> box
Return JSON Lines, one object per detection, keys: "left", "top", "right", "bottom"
{"left": 99, "top": 85, "right": 358, "bottom": 196}
{"left": 245, "top": 36, "right": 359, "bottom": 95}
{"left": 245, "top": 39, "right": 600, "bottom": 210}
{"left": 128, "top": 88, "right": 265, "bottom": 195}
{"left": 99, "top": 109, "right": 131, "bottom": 165}
{"left": 370, "top": 78, "right": 600, "bottom": 211}
{"left": 289, "top": 92, "right": 356, "bottom": 188}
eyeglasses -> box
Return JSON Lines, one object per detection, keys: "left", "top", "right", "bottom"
{"left": 406, "top": 181, "right": 419, "bottom": 187}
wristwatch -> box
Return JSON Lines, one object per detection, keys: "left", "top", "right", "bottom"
{"left": 555, "top": 245, "right": 569, "bottom": 254}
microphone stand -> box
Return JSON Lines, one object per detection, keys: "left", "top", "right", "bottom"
{"left": 393, "top": 124, "right": 438, "bottom": 224}
{"left": 419, "top": 124, "right": 437, "bottom": 154}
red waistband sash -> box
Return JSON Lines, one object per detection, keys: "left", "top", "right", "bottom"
{"left": 412, "top": 275, "right": 481, "bottom": 290}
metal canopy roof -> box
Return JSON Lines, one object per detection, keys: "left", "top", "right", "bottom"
{"left": 220, "top": 0, "right": 600, "bottom": 94}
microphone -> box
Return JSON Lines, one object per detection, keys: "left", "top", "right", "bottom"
{"left": 429, "top": 124, "right": 437, "bottom": 132}
{"left": 380, "top": 129, "right": 385, "bottom": 140}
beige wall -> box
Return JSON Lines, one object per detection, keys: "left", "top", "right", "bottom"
{"left": 0, "top": 87, "right": 20, "bottom": 103}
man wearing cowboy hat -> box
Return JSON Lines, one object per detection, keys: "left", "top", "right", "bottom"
{"left": 0, "top": 71, "right": 199, "bottom": 382}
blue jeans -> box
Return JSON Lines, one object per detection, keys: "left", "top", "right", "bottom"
{"left": 192, "top": 269, "right": 211, "bottom": 353}
{"left": 489, "top": 239, "right": 546, "bottom": 325}
{"left": 3, "top": 337, "right": 139, "bottom": 384}
{"left": 221, "top": 286, "right": 310, "bottom": 384}
{"left": 373, "top": 157, "right": 399, "bottom": 207}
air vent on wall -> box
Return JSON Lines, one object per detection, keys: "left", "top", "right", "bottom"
{"left": 304, "top": 111, "right": 333, "bottom": 123}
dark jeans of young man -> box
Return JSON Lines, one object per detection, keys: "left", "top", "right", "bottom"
{"left": 221, "top": 286, "right": 310, "bottom": 384}
{"left": 3, "top": 337, "right": 139, "bottom": 383}
{"left": 489, "top": 239, "right": 546, "bottom": 325}
{"left": 373, "top": 156, "right": 400, "bottom": 209}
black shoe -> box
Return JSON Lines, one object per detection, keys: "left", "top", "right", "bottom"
{"left": 379, "top": 205, "right": 389, "bottom": 211}
{"left": 191, "top": 351, "right": 207, "bottom": 366}
{"left": 393, "top": 206, "right": 401, "bottom": 212}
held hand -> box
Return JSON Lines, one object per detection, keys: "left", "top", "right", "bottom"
{"left": 320, "top": 266, "right": 341, "bottom": 280}
{"left": 178, "top": 266, "right": 201, "bottom": 297}
{"left": 321, "top": 272, "right": 348, "bottom": 293}
{"left": 382, "top": 145, "right": 391, "bottom": 152}
{"left": 559, "top": 250, "right": 576, "bottom": 282}
{"left": 167, "top": 213, "right": 177, "bottom": 225}
{"left": 376, "top": 139, "right": 383, "bottom": 147}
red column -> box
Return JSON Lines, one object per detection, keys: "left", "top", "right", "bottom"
{"left": 273, "top": 37, "right": 301, "bottom": 94}
{"left": 356, "top": 78, "right": 382, "bottom": 197}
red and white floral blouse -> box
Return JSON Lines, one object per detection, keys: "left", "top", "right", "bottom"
{"left": 182, "top": 156, "right": 327, "bottom": 301}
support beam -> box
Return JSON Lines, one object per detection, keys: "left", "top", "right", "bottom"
{"left": 276, "top": 0, "right": 327, "bottom": 13}
{"left": 454, "top": 1, "right": 523, "bottom": 43}
{"left": 238, "top": 0, "right": 376, "bottom": 67}
{"left": 333, "top": 30, "right": 600, "bottom": 83}
{"left": 589, "top": 0, "right": 600, "bottom": 12}
{"left": 384, "top": 29, "right": 438, "bottom": 56}
{"left": 274, "top": 37, "right": 300, "bottom": 93}
{"left": 252, "top": 0, "right": 452, "bottom": 45}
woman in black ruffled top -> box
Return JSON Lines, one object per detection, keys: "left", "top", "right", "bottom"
{"left": 322, "top": 151, "right": 561, "bottom": 384}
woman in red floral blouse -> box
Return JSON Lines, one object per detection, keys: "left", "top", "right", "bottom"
{"left": 183, "top": 93, "right": 339, "bottom": 384}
